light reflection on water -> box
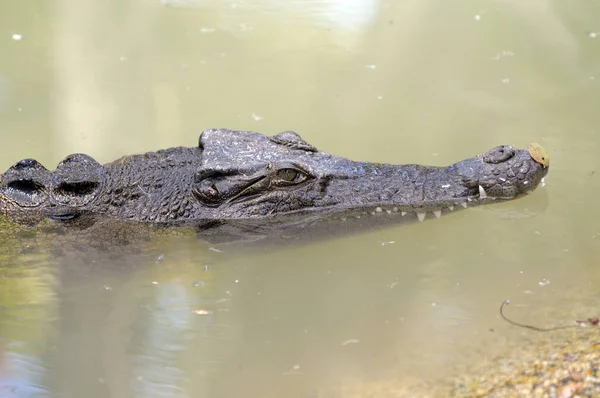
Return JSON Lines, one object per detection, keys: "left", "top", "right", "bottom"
{"left": 1, "top": 0, "right": 600, "bottom": 396}
{"left": 160, "top": 0, "right": 379, "bottom": 31}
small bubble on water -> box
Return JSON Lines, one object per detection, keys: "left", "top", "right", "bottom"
{"left": 200, "top": 28, "right": 215, "bottom": 34}
{"left": 251, "top": 113, "right": 263, "bottom": 121}
{"left": 474, "top": 14, "right": 481, "bottom": 21}
{"left": 103, "top": 285, "right": 112, "bottom": 291}
{"left": 234, "top": 279, "right": 239, "bottom": 283}
{"left": 365, "top": 64, "right": 376, "bottom": 70}
{"left": 589, "top": 32, "right": 598, "bottom": 38}
{"left": 502, "top": 77, "right": 510, "bottom": 84}
{"left": 152, "top": 281, "right": 159, "bottom": 285}
{"left": 492, "top": 50, "right": 515, "bottom": 60}
{"left": 431, "top": 302, "right": 437, "bottom": 307}
{"left": 341, "top": 339, "right": 360, "bottom": 346}
{"left": 538, "top": 278, "right": 550, "bottom": 287}
{"left": 12, "top": 33, "right": 22, "bottom": 41}
{"left": 155, "top": 254, "right": 164, "bottom": 263}
{"left": 193, "top": 281, "right": 204, "bottom": 287}
{"left": 377, "top": 95, "right": 383, "bottom": 100}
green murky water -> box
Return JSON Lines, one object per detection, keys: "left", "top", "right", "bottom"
{"left": 1, "top": 0, "right": 600, "bottom": 396}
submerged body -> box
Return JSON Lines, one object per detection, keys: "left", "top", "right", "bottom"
{"left": 0, "top": 129, "right": 549, "bottom": 235}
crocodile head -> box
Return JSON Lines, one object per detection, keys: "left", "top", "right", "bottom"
{"left": 187, "top": 129, "right": 548, "bottom": 221}
{"left": 0, "top": 129, "right": 549, "bottom": 230}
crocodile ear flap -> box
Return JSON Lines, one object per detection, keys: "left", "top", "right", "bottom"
{"left": 269, "top": 131, "right": 318, "bottom": 152}
{"left": 0, "top": 159, "right": 49, "bottom": 207}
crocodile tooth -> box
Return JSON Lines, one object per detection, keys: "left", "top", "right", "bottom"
{"left": 401, "top": 211, "right": 407, "bottom": 216}
{"left": 375, "top": 207, "right": 383, "bottom": 213}
{"left": 371, "top": 212, "right": 376, "bottom": 215}
{"left": 478, "top": 185, "right": 487, "bottom": 199}
{"left": 341, "top": 217, "right": 347, "bottom": 221}
{"left": 417, "top": 212, "right": 426, "bottom": 222}
{"left": 448, "top": 205, "right": 454, "bottom": 211}
{"left": 433, "top": 210, "right": 441, "bottom": 218}
{"left": 355, "top": 215, "right": 361, "bottom": 219}
{"left": 392, "top": 207, "right": 398, "bottom": 212}
{"left": 460, "top": 202, "right": 467, "bottom": 209}
{"left": 385, "top": 209, "right": 392, "bottom": 214}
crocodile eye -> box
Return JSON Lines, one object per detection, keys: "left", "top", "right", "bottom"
{"left": 278, "top": 169, "right": 298, "bottom": 182}
{"left": 276, "top": 169, "right": 307, "bottom": 184}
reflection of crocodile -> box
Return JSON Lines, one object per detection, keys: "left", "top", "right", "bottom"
{"left": 0, "top": 129, "right": 549, "bottom": 237}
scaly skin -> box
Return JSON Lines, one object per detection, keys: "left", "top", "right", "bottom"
{"left": 0, "top": 129, "right": 549, "bottom": 228}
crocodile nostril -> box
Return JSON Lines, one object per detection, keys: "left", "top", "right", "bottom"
{"left": 483, "top": 146, "right": 515, "bottom": 164}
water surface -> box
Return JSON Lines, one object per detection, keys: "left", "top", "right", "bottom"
{"left": 1, "top": 0, "right": 599, "bottom": 396}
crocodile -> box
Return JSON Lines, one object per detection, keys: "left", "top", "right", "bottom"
{"left": 0, "top": 129, "right": 549, "bottom": 240}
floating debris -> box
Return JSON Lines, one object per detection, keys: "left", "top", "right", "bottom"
{"left": 527, "top": 142, "right": 550, "bottom": 168}
{"left": 500, "top": 300, "right": 598, "bottom": 332}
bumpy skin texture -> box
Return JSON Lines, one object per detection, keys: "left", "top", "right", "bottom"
{"left": 0, "top": 129, "right": 549, "bottom": 227}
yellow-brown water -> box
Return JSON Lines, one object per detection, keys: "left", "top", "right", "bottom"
{"left": 0, "top": 0, "right": 599, "bottom": 397}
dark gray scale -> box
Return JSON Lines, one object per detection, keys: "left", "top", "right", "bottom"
{"left": 51, "top": 154, "right": 103, "bottom": 207}
{"left": 0, "top": 158, "right": 50, "bottom": 207}
{"left": 269, "top": 131, "right": 318, "bottom": 152}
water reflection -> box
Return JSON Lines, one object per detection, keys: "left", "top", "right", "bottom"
{"left": 160, "top": 0, "right": 379, "bottom": 31}
{"left": 0, "top": 242, "right": 57, "bottom": 398}
{"left": 1, "top": 0, "right": 600, "bottom": 396}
